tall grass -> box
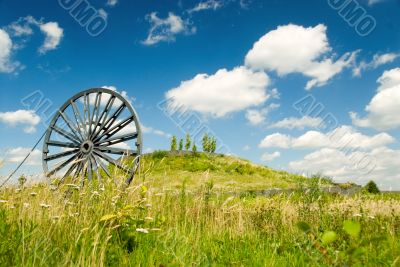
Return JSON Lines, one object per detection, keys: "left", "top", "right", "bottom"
{"left": 0, "top": 153, "right": 399, "bottom": 266}
{"left": 1, "top": 180, "right": 399, "bottom": 266}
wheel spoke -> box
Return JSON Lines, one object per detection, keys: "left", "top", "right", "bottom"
{"left": 61, "top": 153, "right": 83, "bottom": 181}
{"left": 51, "top": 125, "right": 81, "bottom": 145}
{"left": 96, "top": 132, "right": 138, "bottom": 147}
{"left": 91, "top": 96, "right": 116, "bottom": 139}
{"left": 90, "top": 92, "right": 102, "bottom": 136}
{"left": 94, "top": 155, "right": 111, "bottom": 178}
{"left": 87, "top": 156, "right": 93, "bottom": 182}
{"left": 93, "top": 150, "right": 131, "bottom": 174}
{"left": 90, "top": 155, "right": 103, "bottom": 184}
{"left": 45, "top": 148, "right": 80, "bottom": 161}
{"left": 46, "top": 152, "right": 80, "bottom": 177}
{"left": 95, "top": 146, "right": 138, "bottom": 156}
{"left": 58, "top": 111, "right": 83, "bottom": 141}
{"left": 84, "top": 93, "right": 91, "bottom": 136}
{"left": 93, "top": 104, "right": 126, "bottom": 142}
{"left": 46, "top": 140, "right": 78, "bottom": 149}
{"left": 71, "top": 100, "right": 88, "bottom": 138}
{"left": 95, "top": 115, "right": 134, "bottom": 143}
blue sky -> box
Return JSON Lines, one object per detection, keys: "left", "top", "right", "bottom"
{"left": 0, "top": 0, "right": 399, "bottom": 189}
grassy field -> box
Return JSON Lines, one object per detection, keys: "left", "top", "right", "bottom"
{"left": 1, "top": 152, "right": 399, "bottom": 266}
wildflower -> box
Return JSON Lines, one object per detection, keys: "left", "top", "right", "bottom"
{"left": 23, "top": 203, "right": 30, "bottom": 208}
{"left": 150, "top": 228, "right": 161, "bottom": 231}
{"left": 30, "top": 192, "right": 37, "bottom": 196}
{"left": 40, "top": 203, "right": 51, "bottom": 209}
{"left": 368, "top": 215, "right": 375, "bottom": 219}
{"left": 353, "top": 213, "right": 362, "bottom": 217}
{"left": 145, "top": 216, "right": 154, "bottom": 221}
{"left": 136, "top": 228, "right": 149, "bottom": 234}
{"left": 0, "top": 200, "right": 8, "bottom": 203}
{"left": 9, "top": 205, "right": 15, "bottom": 209}
{"left": 145, "top": 203, "right": 152, "bottom": 207}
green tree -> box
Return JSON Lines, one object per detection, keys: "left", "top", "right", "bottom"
{"left": 170, "top": 136, "right": 177, "bottom": 151}
{"left": 179, "top": 139, "right": 183, "bottom": 151}
{"left": 210, "top": 137, "right": 217, "bottom": 153}
{"left": 192, "top": 142, "right": 197, "bottom": 153}
{"left": 202, "top": 133, "right": 209, "bottom": 152}
{"left": 364, "top": 180, "right": 380, "bottom": 194}
{"left": 185, "top": 133, "right": 191, "bottom": 151}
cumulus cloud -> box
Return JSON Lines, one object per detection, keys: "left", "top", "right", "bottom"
{"left": 245, "top": 24, "right": 358, "bottom": 90}
{"left": 142, "top": 125, "right": 171, "bottom": 138}
{"left": 165, "top": 66, "right": 271, "bottom": 117}
{"left": 38, "top": 21, "right": 64, "bottom": 54}
{"left": 142, "top": 12, "right": 195, "bottom": 45}
{"left": 351, "top": 68, "right": 400, "bottom": 130}
{"left": 259, "top": 133, "right": 292, "bottom": 149}
{"left": 5, "top": 147, "right": 41, "bottom": 166}
{"left": 245, "top": 103, "right": 280, "bottom": 126}
{"left": 259, "top": 126, "right": 395, "bottom": 150}
{"left": 289, "top": 146, "right": 400, "bottom": 190}
{"left": 0, "top": 110, "right": 41, "bottom": 133}
{"left": 261, "top": 151, "right": 281, "bottom": 162}
{"left": 270, "top": 116, "right": 323, "bottom": 130}
{"left": 188, "top": 0, "right": 224, "bottom": 13}
{"left": 0, "top": 29, "right": 21, "bottom": 73}
{"left": 353, "top": 53, "right": 399, "bottom": 76}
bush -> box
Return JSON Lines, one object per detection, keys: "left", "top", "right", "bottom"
{"left": 364, "top": 180, "right": 380, "bottom": 194}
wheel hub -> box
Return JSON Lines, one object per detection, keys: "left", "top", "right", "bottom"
{"left": 81, "top": 140, "right": 94, "bottom": 154}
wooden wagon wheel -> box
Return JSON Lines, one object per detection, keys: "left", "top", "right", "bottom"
{"left": 42, "top": 88, "right": 142, "bottom": 187}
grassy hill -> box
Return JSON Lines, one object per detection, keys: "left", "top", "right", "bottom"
{"left": 133, "top": 151, "right": 326, "bottom": 193}
{"left": 1, "top": 151, "right": 399, "bottom": 266}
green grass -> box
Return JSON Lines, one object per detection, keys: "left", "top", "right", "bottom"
{"left": 1, "top": 152, "right": 399, "bottom": 266}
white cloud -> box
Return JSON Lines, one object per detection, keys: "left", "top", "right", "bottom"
{"left": 246, "top": 109, "right": 266, "bottom": 125}
{"left": 259, "top": 133, "right": 292, "bottom": 149}
{"left": 245, "top": 103, "right": 279, "bottom": 125}
{"left": 0, "top": 29, "right": 21, "bottom": 73}
{"left": 0, "top": 110, "right": 41, "bottom": 133}
{"left": 261, "top": 151, "right": 280, "bottom": 162}
{"left": 351, "top": 68, "right": 400, "bottom": 130}
{"left": 38, "top": 22, "right": 64, "bottom": 54}
{"left": 165, "top": 66, "right": 270, "bottom": 117}
{"left": 245, "top": 24, "right": 358, "bottom": 90}
{"left": 368, "top": 0, "right": 386, "bottom": 5}
{"left": 353, "top": 53, "right": 399, "bottom": 76}
{"left": 5, "top": 147, "right": 41, "bottom": 166}
{"left": 98, "top": 9, "right": 108, "bottom": 20}
{"left": 259, "top": 126, "right": 395, "bottom": 150}
{"left": 270, "top": 116, "right": 323, "bottom": 130}
{"left": 142, "top": 12, "right": 195, "bottom": 45}
{"left": 142, "top": 125, "right": 171, "bottom": 138}
{"left": 289, "top": 146, "right": 400, "bottom": 190}
{"left": 188, "top": 0, "right": 224, "bottom": 13}
{"left": 106, "top": 0, "right": 118, "bottom": 6}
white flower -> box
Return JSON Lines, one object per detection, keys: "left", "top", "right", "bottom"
{"left": 353, "top": 213, "right": 362, "bottom": 217}
{"left": 40, "top": 203, "right": 51, "bottom": 209}
{"left": 136, "top": 228, "right": 149, "bottom": 234}
{"left": 30, "top": 192, "right": 37, "bottom": 196}
{"left": 0, "top": 200, "right": 8, "bottom": 203}
{"left": 150, "top": 228, "right": 161, "bottom": 231}
{"left": 23, "top": 203, "right": 30, "bottom": 208}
